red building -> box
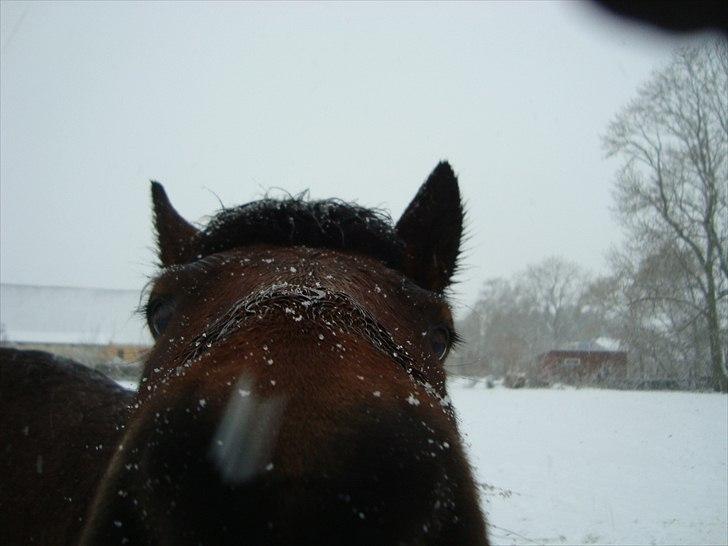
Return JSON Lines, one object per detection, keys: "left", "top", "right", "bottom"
{"left": 538, "top": 341, "right": 627, "bottom": 386}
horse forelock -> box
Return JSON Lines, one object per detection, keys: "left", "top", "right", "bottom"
{"left": 189, "top": 197, "right": 406, "bottom": 274}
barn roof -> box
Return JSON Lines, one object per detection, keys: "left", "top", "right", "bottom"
{"left": 557, "top": 339, "right": 622, "bottom": 352}
{"left": 0, "top": 283, "right": 151, "bottom": 346}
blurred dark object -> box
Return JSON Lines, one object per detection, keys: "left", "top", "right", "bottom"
{"left": 504, "top": 372, "right": 526, "bottom": 389}
{"left": 594, "top": 0, "right": 728, "bottom": 35}
{"left": 634, "top": 379, "right": 680, "bottom": 391}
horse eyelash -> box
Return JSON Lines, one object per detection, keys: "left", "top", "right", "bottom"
{"left": 450, "top": 329, "right": 462, "bottom": 348}
{"left": 139, "top": 299, "right": 158, "bottom": 324}
{"left": 140, "top": 295, "right": 170, "bottom": 323}
{"left": 135, "top": 300, "right": 152, "bottom": 320}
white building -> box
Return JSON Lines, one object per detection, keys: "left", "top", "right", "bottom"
{"left": 0, "top": 283, "right": 151, "bottom": 365}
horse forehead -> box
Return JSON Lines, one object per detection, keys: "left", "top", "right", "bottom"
{"left": 213, "top": 245, "right": 402, "bottom": 286}
{"left": 179, "top": 246, "right": 436, "bottom": 328}
{"left": 171, "top": 245, "right": 444, "bottom": 327}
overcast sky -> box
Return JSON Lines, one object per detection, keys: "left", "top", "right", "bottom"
{"left": 0, "top": 1, "right": 707, "bottom": 315}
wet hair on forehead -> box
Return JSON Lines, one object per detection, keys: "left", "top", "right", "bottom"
{"left": 190, "top": 197, "right": 406, "bottom": 274}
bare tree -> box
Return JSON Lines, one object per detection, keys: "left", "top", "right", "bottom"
{"left": 521, "top": 257, "right": 598, "bottom": 345}
{"left": 605, "top": 243, "right": 713, "bottom": 388}
{"left": 603, "top": 40, "right": 728, "bottom": 391}
{"left": 451, "top": 278, "right": 539, "bottom": 378}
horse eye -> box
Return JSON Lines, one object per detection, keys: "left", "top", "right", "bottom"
{"left": 429, "top": 326, "right": 450, "bottom": 360}
{"left": 147, "top": 298, "right": 175, "bottom": 338}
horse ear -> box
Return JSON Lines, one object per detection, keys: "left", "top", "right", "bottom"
{"left": 395, "top": 162, "right": 463, "bottom": 292}
{"left": 151, "top": 181, "right": 199, "bottom": 267}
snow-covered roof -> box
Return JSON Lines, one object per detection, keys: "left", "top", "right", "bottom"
{"left": 0, "top": 283, "right": 152, "bottom": 346}
{"left": 557, "top": 338, "right": 622, "bottom": 352}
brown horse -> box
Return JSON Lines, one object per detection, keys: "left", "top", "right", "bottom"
{"left": 0, "top": 348, "right": 133, "bottom": 544}
{"left": 2, "top": 162, "right": 488, "bottom": 545}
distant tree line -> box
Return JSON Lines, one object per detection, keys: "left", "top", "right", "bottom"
{"left": 449, "top": 257, "right": 611, "bottom": 381}
{"left": 451, "top": 40, "right": 727, "bottom": 392}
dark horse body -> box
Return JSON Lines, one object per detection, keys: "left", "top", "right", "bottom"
{"left": 0, "top": 349, "right": 133, "bottom": 544}
{"left": 0, "top": 162, "right": 488, "bottom": 545}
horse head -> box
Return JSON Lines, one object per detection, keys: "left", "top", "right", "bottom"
{"left": 81, "top": 162, "right": 488, "bottom": 545}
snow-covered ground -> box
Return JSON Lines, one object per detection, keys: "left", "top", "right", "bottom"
{"left": 449, "top": 380, "right": 728, "bottom": 545}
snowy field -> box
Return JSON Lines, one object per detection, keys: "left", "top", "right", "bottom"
{"left": 449, "top": 380, "right": 728, "bottom": 545}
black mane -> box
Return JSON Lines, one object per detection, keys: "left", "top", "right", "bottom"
{"left": 190, "top": 196, "right": 405, "bottom": 271}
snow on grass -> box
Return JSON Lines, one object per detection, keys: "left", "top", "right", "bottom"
{"left": 449, "top": 384, "right": 728, "bottom": 545}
